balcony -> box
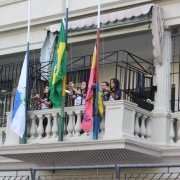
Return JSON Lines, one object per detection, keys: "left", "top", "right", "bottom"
{"left": 0, "top": 48, "right": 179, "bottom": 166}
{"left": 1, "top": 100, "right": 180, "bottom": 168}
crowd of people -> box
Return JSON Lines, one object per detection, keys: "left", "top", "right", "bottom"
{"left": 33, "top": 78, "right": 122, "bottom": 110}
{"left": 68, "top": 78, "right": 122, "bottom": 105}
{"left": 33, "top": 78, "right": 122, "bottom": 136}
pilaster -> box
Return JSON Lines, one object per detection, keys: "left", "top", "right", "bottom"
{"left": 4, "top": 112, "right": 20, "bottom": 146}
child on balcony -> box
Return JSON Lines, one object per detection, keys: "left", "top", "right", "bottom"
{"left": 109, "top": 78, "right": 121, "bottom": 101}
{"left": 34, "top": 86, "right": 52, "bottom": 137}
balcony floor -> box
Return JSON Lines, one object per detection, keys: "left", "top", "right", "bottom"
{"left": 0, "top": 139, "right": 180, "bottom": 168}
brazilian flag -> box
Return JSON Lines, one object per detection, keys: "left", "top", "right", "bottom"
{"left": 49, "top": 19, "right": 66, "bottom": 108}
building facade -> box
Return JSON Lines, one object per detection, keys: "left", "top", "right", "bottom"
{"left": 1, "top": 0, "right": 180, "bottom": 179}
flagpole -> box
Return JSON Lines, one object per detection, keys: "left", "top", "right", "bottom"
{"left": 65, "top": 0, "right": 69, "bottom": 49}
{"left": 93, "top": 0, "right": 101, "bottom": 140}
{"left": 22, "top": 0, "right": 31, "bottom": 144}
{"left": 58, "top": 0, "right": 68, "bottom": 141}
{"left": 96, "top": 0, "right": 100, "bottom": 82}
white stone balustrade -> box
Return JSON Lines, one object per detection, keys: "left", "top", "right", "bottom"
{"left": 26, "top": 106, "right": 88, "bottom": 143}
{"left": 1, "top": 100, "right": 158, "bottom": 146}
{"left": 0, "top": 103, "right": 178, "bottom": 146}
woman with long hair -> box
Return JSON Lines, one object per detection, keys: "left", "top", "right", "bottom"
{"left": 34, "top": 85, "right": 52, "bottom": 137}
{"left": 69, "top": 81, "right": 88, "bottom": 105}
{"left": 109, "top": 78, "right": 121, "bottom": 101}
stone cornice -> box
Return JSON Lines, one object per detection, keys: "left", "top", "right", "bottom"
{"left": 0, "top": 0, "right": 178, "bottom": 33}
{"left": 0, "top": 0, "right": 24, "bottom": 7}
{"left": 0, "top": 139, "right": 162, "bottom": 157}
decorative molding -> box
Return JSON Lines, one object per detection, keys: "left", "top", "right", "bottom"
{"left": 1, "top": 138, "right": 180, "bottom": 163}
{"left": 0, "top": 0, "right": 179, "bottom": 32}
{"left": 152, "top": 110, "right": 172, "bottom": 118}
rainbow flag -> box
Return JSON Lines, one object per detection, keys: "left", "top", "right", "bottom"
{"left": 82, "top": 46, "right": 103, "bottom": 132}
{"left": 49, "top": 19, "right": 66, "bottom": 108}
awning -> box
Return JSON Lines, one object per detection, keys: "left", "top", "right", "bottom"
{"left": 45, "top": 4, "right": 164, "bottom": 65}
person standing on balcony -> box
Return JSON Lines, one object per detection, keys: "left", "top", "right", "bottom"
{"left": 69, "top": 81, "right": 87, "bottom": 105}
{"left": 34, "top": 86, "right": 52, "bottom": 137}
{"left": 101, "top": 81, "right": 110, "bottom": 101}
{"left": 109, "top": 78, "right": 121, "bottom": 101}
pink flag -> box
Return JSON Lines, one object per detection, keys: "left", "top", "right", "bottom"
{"left": 82, "top": 46, "right": 97, "bottom": 132}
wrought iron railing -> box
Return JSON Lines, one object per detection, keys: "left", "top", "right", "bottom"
{"left": 0, "top": 115, "right": 6, "bottom": 127}
{"left": 0, "top": 50, "right": 154, "bottom": 121}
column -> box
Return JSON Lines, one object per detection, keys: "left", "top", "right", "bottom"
{"left": 152, "top": 29, "right": 172, "bottom": 145}
{"left": 154, "top": 29, "right": 172, "bottom": 112}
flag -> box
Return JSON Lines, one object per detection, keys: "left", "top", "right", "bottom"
{"left": 11, "top": 55, "right": 27, "bottom": 138}
{"left": 98, "top": 89, "right": 103, "bottom": 117}
{"left": 82, "top": 45, "right": 104, "bottom": 132}
{"left": 49, "top": 19, "right": 66, "bottom": 108}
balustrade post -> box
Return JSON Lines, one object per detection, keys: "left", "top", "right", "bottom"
{"left": 146, "top": 117, "right": 152, "bottom": 140}
{"left": 29, "top": 115, "right": 37, "bottom": 139}
{"left": 74, "top": 111, "right": 82, "bottom": 137}
{"left": 0, "top": 131, "right": 3, "bottom": 146}
{"left": 177, "top": 118, "right": 180, "bottom": 143}
{"left": 170, "top": 117, "right": 175, "bottom": 143}
{"left": 37, "top": 115, "right": 44, "bottom": 139}
{"left": 27, "top": 116, "right": 31, "bottom": 138}
{"left": 45, "top": 114, "right": 52, "bottom": 138}
{"left": 66, "top": 111, "right": 74, "bottom": 137}
{"left": 52, "top": 113, "right": 58, "bottom": 138}
{"left": 100, "top": 114, "right": 105, "bottom": 134}
{"left": 4, "top": 113, "right": 20, "bottom": 145}
{"left": 64, "top": 112, "right": 67, "bottom": 135}
{"left": 140, "top": 115, "right": 147, "bottom": 139}
{"left": 134, "top": 113, "right": 141, "bottom": 138}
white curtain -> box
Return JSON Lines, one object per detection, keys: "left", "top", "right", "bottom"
{"left": 40, "top": 32, "right": 57, "bottom": 81}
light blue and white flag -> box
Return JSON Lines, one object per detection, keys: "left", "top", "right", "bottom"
{"left": 11, "top": 54, "right": 27, "bottom": 138}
